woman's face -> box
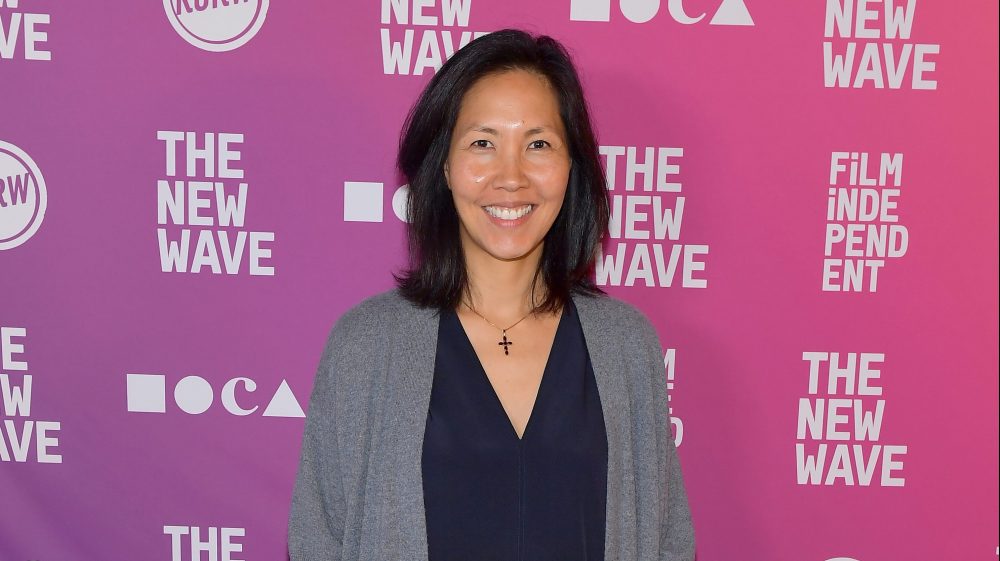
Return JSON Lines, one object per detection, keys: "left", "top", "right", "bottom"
{"left": 444, "top": 69, "right": 571, "bottom": 265}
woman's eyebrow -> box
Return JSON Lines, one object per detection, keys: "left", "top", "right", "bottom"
{"left": 461, "top": 124, "right": 557, "bottom": 136}
{"left": 463, "top": 125, "right": 500, "bottom": 135}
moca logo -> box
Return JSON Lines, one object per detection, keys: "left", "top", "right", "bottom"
{"left": 570, "top": 0, "right": 753, "bottom": 25}
{"left": 126, "top": 374, "right": 303, "bottom": 417}
{"left": 0, "top": 140, "right": 46, "bottom": 251}
{"left": 163, "top": 0, "right": 269, "bottom": 52}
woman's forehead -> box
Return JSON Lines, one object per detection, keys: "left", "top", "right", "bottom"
{"left": 454, "top": 71, "right": 563, "bottom": 133}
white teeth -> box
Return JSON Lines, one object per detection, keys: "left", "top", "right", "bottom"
{"left": 484, "top": 205, "right": 533, "bottom": 220}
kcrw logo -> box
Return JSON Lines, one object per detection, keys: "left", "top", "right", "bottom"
{"left": 570, "top": 0, "right": 753, "bottom": 25}
{"left": 0, "top": 140, "right": 46, "bottom": 251}
{"left": 163, "top": 0, "right": 269, "bottom": 52}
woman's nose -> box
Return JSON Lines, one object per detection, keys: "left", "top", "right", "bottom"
{"left": 492, "top": 152, "right": 528, "bottom": 191}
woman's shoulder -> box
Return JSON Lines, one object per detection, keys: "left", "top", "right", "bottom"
{"left": 573, "top": 290, "right": 657, "bottom": 333}
{"left": 574, "top": 290, "right": 664, "bottom": 363}
{"left": 336, "top": 288, "right": 414, "bottom": 329}
{"left": 339, "top": 287, "right": 406, "bottom": 322}
{"left": 319, "top": 288, "right": 404, "bottom": 349}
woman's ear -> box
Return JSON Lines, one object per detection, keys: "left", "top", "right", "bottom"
{"left": 443, "top": 162, "right": 451, "bottom": 190}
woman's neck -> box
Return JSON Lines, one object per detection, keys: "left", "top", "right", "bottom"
{"left": 462, "top": 246, "right": 548, "bottom": 323}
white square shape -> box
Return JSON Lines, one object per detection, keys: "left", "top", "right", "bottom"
{"left": 344, "top": 182, "right": 384, "bottom": 222}
{"left": 570, "top": 0, "right": 611, "bottom": 21}
{"left": 126, "top": 374, "right": 166, "bottom": 413}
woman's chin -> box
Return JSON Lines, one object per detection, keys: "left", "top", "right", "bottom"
{"left": 484, "top": 240, "right": 544, "bottom": 263}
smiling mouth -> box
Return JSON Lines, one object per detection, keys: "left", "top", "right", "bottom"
{"left": 482, "top": 205, "right": 534, "bottom": 220}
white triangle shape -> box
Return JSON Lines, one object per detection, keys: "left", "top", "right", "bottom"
{"left": 262, "top": 380, "right": 305, "bottom": 418}
{"left": 710, "top": 0, "right": 754, "bottom": 26}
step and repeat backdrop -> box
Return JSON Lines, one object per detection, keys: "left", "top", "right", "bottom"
{"left": 2, "top": 1, "right": 998, "bottom": 560}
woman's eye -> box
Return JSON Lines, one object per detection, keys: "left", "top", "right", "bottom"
{"left": 471, "top": 139, "right": 492, "bottom": 148}
{"left": 529, "top": 140, "right": 550, "bottom": 149}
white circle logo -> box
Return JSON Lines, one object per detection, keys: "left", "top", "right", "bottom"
{"left": 163, "top": 0, "right": 269, "bottom": 52}
{"left": 0, "top": 140, "right": 47, "bottom": 251}
{"left": 174, "top": 375, "right": 215, "bottom": 414}
{"left": 392, "top": 184, "right": 410, "bottom": 223}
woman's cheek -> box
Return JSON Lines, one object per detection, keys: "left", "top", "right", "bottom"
{"left": 459, "top": 160, "right": 492, "bottom": 186}
{"left": 527, "top": 162, "right": 570, "bottom": 186}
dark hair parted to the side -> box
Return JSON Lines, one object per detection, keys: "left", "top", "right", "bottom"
{"left": 392, "top": 28, "right": 610, "bottom": 314}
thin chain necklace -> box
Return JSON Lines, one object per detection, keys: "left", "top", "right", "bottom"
{"left": 462, "top": 299, "right": 536, "bottom": 356}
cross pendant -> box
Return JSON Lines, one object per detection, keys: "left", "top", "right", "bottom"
{"left": 498, "top": 331, "right": 513, "bottom": 355}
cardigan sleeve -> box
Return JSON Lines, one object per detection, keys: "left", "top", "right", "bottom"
{"left": 634, "top": 309, "right": 696, "bottom": 561}
{"left": 288, "top": 318, "right": 350, "bottom": 561}
{"left": 658, "top": 410, "right": 695, "bottom": 560}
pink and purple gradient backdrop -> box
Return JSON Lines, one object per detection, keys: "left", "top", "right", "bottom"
{"left": 1, "top": 1, "right": 997, "bottom": 559}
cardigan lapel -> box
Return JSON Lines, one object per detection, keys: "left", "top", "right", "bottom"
{"left": 380, "top": 291, "right": 632, "bottom": 561}
{"left": 574, "top": 292, "right": 634, "bottom": 561}
{"left": 383, "top": 298, "right": 438, "bottom": 560}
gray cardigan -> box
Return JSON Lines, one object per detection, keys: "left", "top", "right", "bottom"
{"left": 288, "top": 288, "right": 695, "bottom": 560}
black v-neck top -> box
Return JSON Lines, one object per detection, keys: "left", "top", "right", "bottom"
{"left": 421, "top": 299, "right": 609, "bottom": 561}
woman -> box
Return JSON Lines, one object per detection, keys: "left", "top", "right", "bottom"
{"left": 289, "top": 29, "right": 694, "bottom": 561}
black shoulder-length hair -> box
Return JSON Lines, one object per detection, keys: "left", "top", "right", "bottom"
{"left": 392, "top": 28, "right": 610, "bottom": 314}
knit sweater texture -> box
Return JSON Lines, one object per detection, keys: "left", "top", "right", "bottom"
{"left": 288, "top": 288, "right": 695, "bottom": 560}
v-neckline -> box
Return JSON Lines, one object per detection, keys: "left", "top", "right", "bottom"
{"left": 452, "top": 303, "right": 568, "bottom": 443}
